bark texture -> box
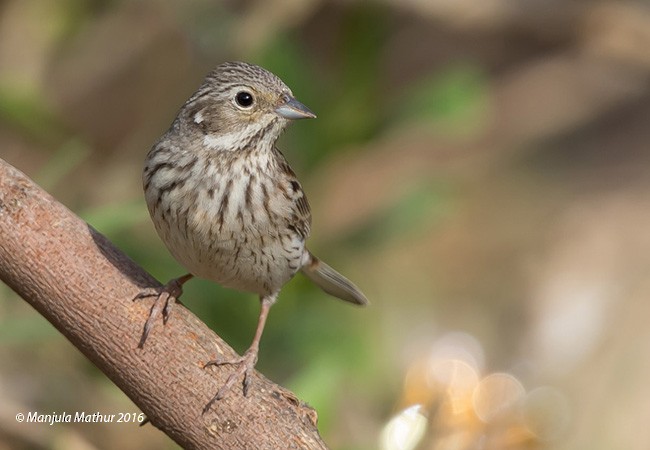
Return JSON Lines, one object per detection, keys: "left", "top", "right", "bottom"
{"left": 0, "top": 158, "right": 326, "bottom": 450}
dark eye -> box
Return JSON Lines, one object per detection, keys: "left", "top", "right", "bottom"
{"left": 235, "top": 91, "right": 254, "bottom": 108}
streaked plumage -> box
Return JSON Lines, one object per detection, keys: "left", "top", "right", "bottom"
{"left": 140, "top": 61, "right": 367, "bottom": 412}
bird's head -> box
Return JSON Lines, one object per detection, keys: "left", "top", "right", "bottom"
{"left": 184, "top": 61, "right": 315, "bottom": 152}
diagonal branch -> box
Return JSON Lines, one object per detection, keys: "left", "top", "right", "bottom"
{"left": 0, "top": 158, "right": 326, "bottom": 450}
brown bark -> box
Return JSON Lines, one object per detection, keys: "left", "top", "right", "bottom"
{"left": 0, "top": 158, "right": 326, "bottom": 450}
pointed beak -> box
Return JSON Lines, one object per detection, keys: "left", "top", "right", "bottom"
{"left": 275, "top": 95, "right": 316, "bottom": 120}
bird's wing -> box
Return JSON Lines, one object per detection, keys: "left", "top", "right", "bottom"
{"left": 273, "top": 147, "right": 311, "bottom": 239}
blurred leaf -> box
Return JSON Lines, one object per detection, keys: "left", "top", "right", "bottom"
{"left": 331, "top": 3, "right": 389, "bottom": 143}
{"left": 395, "top": 64, "right": 489, "bottom": 138}
{"left": 80, "top": 200, "right": 149, "bottom": 235}
{"left": 0, "top": 315, "right": 58, "bottom": 343}
{"left": 342, "top": 179, "right": 455, "bottom": 247}
{"left": 309, "top": 4, "right": 389, "bottom": 164}
{"left": 181, "top": 278, "right": 256, "bottom": 352}
{"left": 180, "top": 2, "right": 235, "bottom": 55}
{"left": 254, "top": 34, "right": 312, "bottom": 97}
{"left": 286, "top": 353, "right": 346, "bottom": 432}
{"left": 0, "top": 83, "right": 68, "bottom": 143}
{"left": 35, "top": 138, "right": 91, "bottom": 190}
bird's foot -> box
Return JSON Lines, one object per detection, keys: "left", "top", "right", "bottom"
{"left": 133, "top": 274, "right": 192, "bottom": 348}
{"left": 202, "top": 348, "right": 259, "bottom": 414}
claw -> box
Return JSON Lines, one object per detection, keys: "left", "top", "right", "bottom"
{"left": 202, "top": 350, "right": 258, "bottom": 414}
{"left": 133, "top": 274, "right": 193, "bottom": 348}
{"left": 242, "top": 370, "right": 253, "bottom": 397}
{"left": 201, "top": 294, "right": 275, "bottom": 414}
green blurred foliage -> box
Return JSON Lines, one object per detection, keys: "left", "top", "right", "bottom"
{"left": 0, "top": 85, "right": 66, "bottom": 143}
{"left": 341, "top": 179, "right": 456, "bottom": 248}
{"left": 395, "top": 64, "right": 489, "bottom": 137}
{"left": 2, "top": 1, "right": 649, "bottom": 449}
{"left": 0, "top": 2, "right": 489, "bottom": 446}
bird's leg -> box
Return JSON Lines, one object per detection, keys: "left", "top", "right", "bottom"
{"left": 133, "top": 273, "right": 194, "bottom": 348}
{"left": 202, "top": 293, "right": 276, "bottom": 413}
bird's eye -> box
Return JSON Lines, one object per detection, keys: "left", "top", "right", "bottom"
{"left": 235, "top": 91, "right": 254, "bottom": 108}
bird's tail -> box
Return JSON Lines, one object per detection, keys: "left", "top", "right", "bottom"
{"left": 301, "top": 252, "right": 369, "bottom": 306}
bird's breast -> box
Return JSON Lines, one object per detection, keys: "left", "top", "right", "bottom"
{"left": 149, "top": 152, "right": 305, "bottom": 295}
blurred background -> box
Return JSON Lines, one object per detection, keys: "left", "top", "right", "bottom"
{"left": 2, "top": 0, "right": 650, "bottom": 449}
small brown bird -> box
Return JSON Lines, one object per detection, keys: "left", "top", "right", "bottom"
{"left": 140, "top": 61, "right": 368, "bottom": 412}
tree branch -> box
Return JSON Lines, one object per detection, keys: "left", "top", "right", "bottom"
{"left": 0, "top": 158, "right": 326, "bottom": 450}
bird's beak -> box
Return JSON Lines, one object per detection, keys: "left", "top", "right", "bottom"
{"left": 275, "top": 95, "right": 316, "bottom": 120}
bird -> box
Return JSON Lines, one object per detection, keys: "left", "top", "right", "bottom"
{"left": 139, "top": 61, "right": 368, "bottom": 413}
